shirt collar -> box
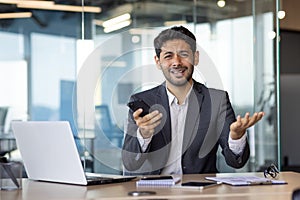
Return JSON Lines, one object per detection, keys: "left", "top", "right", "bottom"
{"left": 166, "top": 82, "right": 194, "bottom": 106}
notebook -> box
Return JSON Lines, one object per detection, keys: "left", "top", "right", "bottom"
{"left": 11, "top": 121, "right": 135, "bottom": 186}
{"left": 136, "top": 175, "right": 181, "bottom": 187}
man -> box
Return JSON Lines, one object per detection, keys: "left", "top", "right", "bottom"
{"left": 122, "top": 26, "right": 264, "bottom": 175}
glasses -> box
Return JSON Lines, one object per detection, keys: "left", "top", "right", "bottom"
{"left": 264, "top": 164, "right": 279, "bottom": 179}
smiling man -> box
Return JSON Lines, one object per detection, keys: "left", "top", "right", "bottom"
{"left": 122, "top": 26, "right": 264, "bottom": 175}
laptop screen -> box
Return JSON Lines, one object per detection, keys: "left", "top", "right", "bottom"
{"left": 12, "top": 121, "right": 88, "bottom": 185}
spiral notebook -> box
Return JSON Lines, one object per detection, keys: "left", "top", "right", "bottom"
{"left": 136, "top": 175, "right": 181, "bottom": 187}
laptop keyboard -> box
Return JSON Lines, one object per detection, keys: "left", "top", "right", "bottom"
{"left": 86, "top": 176, "right": 113, "bottom": 181}
{"left": 84, "top": 173, "right": 136, "bottom": 185}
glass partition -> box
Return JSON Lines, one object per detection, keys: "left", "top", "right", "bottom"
{"left": 0, "top": 0, "right": 279, "bottom": 175}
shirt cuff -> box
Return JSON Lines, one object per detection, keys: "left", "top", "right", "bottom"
{"left": 137, "top": 128, "right": 152, "bottom": 152}
{"left": 228, "top": 133, "right": 247, "bottom": 155}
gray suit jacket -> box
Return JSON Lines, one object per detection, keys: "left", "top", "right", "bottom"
{"left": 122, "top": 80, "right": 250, "bottom": 175}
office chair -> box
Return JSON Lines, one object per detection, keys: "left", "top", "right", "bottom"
{"left": 0, "top": 107, "right": 8, "bottom": 132}
{"left": 0, "top": 107, "right": 16, "bottom": 157}
{"left": 94, "top": 105, "right": 123, "bottom": 148}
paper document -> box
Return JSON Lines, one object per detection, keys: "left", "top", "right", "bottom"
{"left": 205, "top": 176, "right": 287, "bottom": 186}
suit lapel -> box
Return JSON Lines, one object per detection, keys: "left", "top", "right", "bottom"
{"left": 156, "top": 84, "right": 172, "bottom": 145}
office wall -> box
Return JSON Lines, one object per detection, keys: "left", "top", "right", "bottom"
{"left": 281, "top": 0, "right": 300, "bottom": 31}
{"left": 280, "top": 30, "right": 300, "bottom": 74}
{"left": 280, "top": 74, "right": 300, "bottom": 166}
{"left": 280, "top": 30, "right": 300, "bottom": 168}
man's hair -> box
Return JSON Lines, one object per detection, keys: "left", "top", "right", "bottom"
{"left": 154, "top": 26, "right": 197, "bottom": 58}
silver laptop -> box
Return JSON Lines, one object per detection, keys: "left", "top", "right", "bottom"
{"left": 11, "top": 121, "right": 135, "bottom": 185}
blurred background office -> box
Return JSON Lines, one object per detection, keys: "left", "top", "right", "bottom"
{"left": 0, "top": 0, "right": 299, "bottom": 175}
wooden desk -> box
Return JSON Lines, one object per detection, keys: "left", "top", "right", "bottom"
{"left": 1, "top": 172, "right": 300, "bottom": 200}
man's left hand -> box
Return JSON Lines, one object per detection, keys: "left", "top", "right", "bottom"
{"left": 230, "top": 112, "right": 265, "bottom": 140}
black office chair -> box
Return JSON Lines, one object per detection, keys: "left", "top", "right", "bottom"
{"left": 94, "top": 105, "right": 123, "bottom": 148}
{"left": 0, "top": 107, "right": 16, "bottom": 157}
{"left": 293, "top": 188, "right": 300, "bottom": 200}
{"left": 0, "top": 107, "right": 8, "bottom": 132}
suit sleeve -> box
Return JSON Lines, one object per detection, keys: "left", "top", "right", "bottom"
{"left": 122, "top": 96, "right": 149, "bottom": 172}
{"left": 121, "top": 92, "right": 170, "bottom": 175}
{"left": 218, "top": 92, "right": 250, "bottom": 168}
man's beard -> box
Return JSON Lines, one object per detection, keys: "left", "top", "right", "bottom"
{"left": 163, "top": 65, "right": 193, "bottom": 87}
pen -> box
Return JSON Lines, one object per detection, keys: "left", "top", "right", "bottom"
{"left": 172, "top": 185, "right": 205, "bottom": 190}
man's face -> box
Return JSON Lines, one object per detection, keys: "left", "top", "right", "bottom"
{"left": 155, "top": 39, "right": 199, "bottom": 87}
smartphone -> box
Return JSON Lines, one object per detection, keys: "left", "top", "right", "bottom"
{"left": 127, "top": 99, "right": 150, "bottom": 117}
{"left": 181, "top": 181, "right": 221, "bottom": 190}
{"left": 140, "top": 176, "right": 173, "bottom": 180}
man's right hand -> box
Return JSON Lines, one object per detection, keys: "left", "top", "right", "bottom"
{"left": 133, "top": 109, "right": 163, "bottom": 139}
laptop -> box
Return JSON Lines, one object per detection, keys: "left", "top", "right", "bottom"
{"left": 11, "top": 121, "right": 135, "bottom": 185}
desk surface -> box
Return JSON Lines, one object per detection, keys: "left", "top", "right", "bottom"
{"left": 1, "top": 172, "right": 300, "bottom": 200}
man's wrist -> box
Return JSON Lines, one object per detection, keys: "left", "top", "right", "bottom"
{"left": 230, "top": 130, "right": 246, "bottom": 140}
{"left": 139, "top": 128, "right": 153, "bottom": 139}
{"left": 137, "top": 128, "right": 152, "bottom": 152}
{"left": 228, "top": 133, "right": 247, "bottom": 155}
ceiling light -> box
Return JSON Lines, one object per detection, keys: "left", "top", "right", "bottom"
{"left": 278, "top": 10, "right": 286, "bottom": 19}
{"left": 0, "top": 0, "right": 54, "bottom": 5}
{"left": 278, "top": 0, "right": 285, "bottom": 20}
{"left": 93, "top": 19, "right": 104, "bottom": 26}
{"left": 0, "top": 12, "right": 32, "bottom": 19}
{"left": 103, "top": 19, "right": 132, "bottom": 33}
{"left": 0, "top": 0, "right": 101, "bottom": 13}
{"left": 217, "top": 0, "right": 226, "bottom": 8}
{"left": 268, "top": 31, "right": 276, "bottom": 40}
{"left": 17, "top": 3, "right": 101, "bottom": 13}
{"left": 17, "top": 0, "right": 54, "bottom": 6}
{"left": 102, "top": 13, "right": 131, "bottom": 28}
{"left": 0, "top": 0, "right": 25, "bottom": 4}
{"left": 164, "top": 20, "right": 187, "bottom": 27}
{"left": 131, "top": 35, "right": 140, "bottom": 43}
{"left": 129, "top": 28, "right": 158, "bottom": 35}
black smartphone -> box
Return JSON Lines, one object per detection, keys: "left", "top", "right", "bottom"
{"left": 140, "top": 176, "right": 173, "bottom": 180}
{"left": 127, "top": 99, "right": 150, "bottom": 117}
{"left": 181, "top": 181, "right": 221, "bottom": 189}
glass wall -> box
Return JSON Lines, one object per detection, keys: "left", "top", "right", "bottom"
{"left": 0, "top": 0, "right": 279, "bottom": 174}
